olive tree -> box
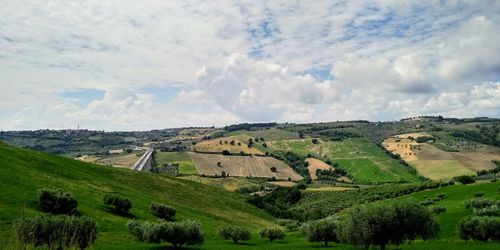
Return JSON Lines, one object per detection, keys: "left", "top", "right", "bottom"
{"left": 302, "top": 217, "right": 339, "bottom": 247}
{"left": 150, "top": 202, "right": 176, "bottom": 221}
{"left": 37, "top": 189, "right": 78, "bottom": 215}
{"left": 340, "top": 200, "right": 439, "bottom": 250}
{"left": 218, "top": 226, "right": 251, "bottom": 244}
{"left": 259, "top": 228, "right": 286, "bottom": 242}
{"left": 103, "top": 193, "right": 132, "bottom": 214}
{"left": 127, "top": 220, "right": 203, "bottom": 248}
{"left": 458, "top": 216, "right": 500, "bottom": 241}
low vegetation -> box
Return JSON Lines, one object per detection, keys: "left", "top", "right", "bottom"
{"left": 259, "top": 227, "right": 286, "bottom": 242}
{"left": 150, "top": 202, "right": 176, "bottom": 221}
{"left": 127, "top": 219, "right": 204, "bottom": 248}
{"left": 103, "top": 193, "right": 132, "bottom": 214}
{"left": 37, "top": 189, "right": 78, "bottom": 215}
{"left": 218, "top": 226, "right": 251, "bottom": 244}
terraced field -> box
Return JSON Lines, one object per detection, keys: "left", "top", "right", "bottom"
{"left": 188, "top": 152, "right": 303, "bottom": 181}
{"left": 270, "top": 138, "right": 420, "bottom": 183}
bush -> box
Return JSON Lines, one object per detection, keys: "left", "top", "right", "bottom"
{"left": 454, "top": 175, "right": 476, "bottom": 184}
{"left": 436, "top": 193, "right": 446, "bottom": 200}
{"left": 150, "top": 202, "right": 176, "bottom": 221}
{"left": 259, "top": 228, "right": 286, "bottom": 242}
{"left": 37, "top": 189, "right": 78, "bottom": 215}
{"left": 277, "top": 219, "right": 301, "bottom": 231}
{"left": 16, "top": 215, "right": 97, "bottom": 249}
{"left": 459, "top": 216, "right": 500, "bottom": 241}
{"left": 127, "top": 220, "right": 203, "bottom": 248}
{"left": 474, "top": 205, "right": 500, "bottom": 217}
{"left": 235, "top": 185, "right": 261, "bottom": 194}
{"left": 474, "top": 191, "right": 485, "bottom": 197}
{"left": 103, "top": 193, "right": 132, "bottom": 214}
{"left": 302, "top": 217, "right": 339, "bottom": 247}
{"left": 464, "top": 198, "right": 497, "bottom": 210}
{"left": 218, "top": 226, "right": 251, "bottom": 244}
{"left": 430, "top": 205, "right": 447, "bottom": 214}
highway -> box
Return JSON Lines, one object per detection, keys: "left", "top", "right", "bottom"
{"left": 131, "top": 148, "right": 153, "bottom": 171}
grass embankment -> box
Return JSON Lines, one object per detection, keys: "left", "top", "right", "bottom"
{"left": 0, "top": 143, "right": 276, "bottom": 249}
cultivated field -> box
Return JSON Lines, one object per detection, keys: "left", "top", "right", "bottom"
{"left": 178, "top": 175, "right": 263, "bottom": 191}
{"left": 269, "top": 138, "right": 420, "bottom": 183}
{"left": 305, "top": 158, "right": 331, "bottom": 180}
{"left": 94, "top": 153, "right": 141, "bottom": 168}
{"left": 155, "top": 151, "right": 198, "bottom": 174}
{"left": 188, "top": 152, "right": 303, "bottom": 180}
{"left": 383, "top": 134, "right": 500, "bottom": 180}
{"left": 225, "top": 128, "right": 301, "bottom": 141}
{"left": 192, "top": 137, "right": 263, "bottom": 155}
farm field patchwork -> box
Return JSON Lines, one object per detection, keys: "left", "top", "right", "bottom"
{"left": 225, "top": 128, "right": 301, "bottom": 141}
{"left": 270, "top": 138, "right": 420, "bottom": 183}
{"left": 188, "top": 152, "right": 303, "bottom": 181}
{"left": 93, "top": 153, "right": 141, "bottom": 168}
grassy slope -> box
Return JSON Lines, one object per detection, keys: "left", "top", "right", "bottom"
{"left": 0, "top": 143, "right": 276, "bottom": 249}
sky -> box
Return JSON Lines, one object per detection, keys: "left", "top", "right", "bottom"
{"left": 1, "top": 0, "right": 499, "bottom": 131}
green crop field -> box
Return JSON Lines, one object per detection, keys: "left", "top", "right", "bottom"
{"left": 269, "top": 138, "right": 420, "bottom": 183}
{"left": 154, "top": 151, "right": 198, "bottom": 174}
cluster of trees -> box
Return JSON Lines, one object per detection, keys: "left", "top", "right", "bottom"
{"left": 315, "top": 165, "right": 349, "bottom": 182}
{"left": 459, "top": 197, "right": 500, "bottom": 241}
{"left": 127, "top": 220, "right": 203, "bottom": 248}
{"left": 302, "top": 200, "right": 439, "bottom": 249}
{"left": 16, "top": 189, "right": 97, "bottom": 249}
{"left": 450, "top": 126, "right": 500, "bottom": 147}
{"left": 247, "top": 186, "right": 303, "bottom": 219}
{"left": 218, "top": 226, "right": 286, "bottom": 244}
{"left": 269, "top": 151, "right": 309, "bottom": 177}
{"left": 454, "top": 175, "right": 476, "bottom": 184}
{"left": 224, "top": 122, "right": 277, "bottom": 132}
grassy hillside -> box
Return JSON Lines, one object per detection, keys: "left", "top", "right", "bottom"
{"left": 0, "top": 142, "right": 276, "bottom": 249}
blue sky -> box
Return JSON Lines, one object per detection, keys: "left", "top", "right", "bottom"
{"left": 0, "top": 0, "right": 499, "bottom": 131}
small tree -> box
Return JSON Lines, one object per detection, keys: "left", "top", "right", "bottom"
{"left": 217, "top": 161, "right": 223, "bottom": 167}
{"left": 248, "top": 138, "right": 254, "bottom": 148}
{"left": 430, "top": 205, "right": 447, "bottom": 214}
{"left": 262, "top": 143, "right": 268, "bottom": 148}
{"left": 37, "top": 189, "right": 78, "bottom": 215}
{"left": 17, "top": 215, "right": 97, "bottom": 249}
{"left": 222, "top": 150, "right": 231, "bottom": 155}
{"left": 128, "top": 220, "right": 204, "bottom": 248}
{"left": 103, "top": 193, "right": 132, "bottom": 214}
{"left": 218, "top": 226, "right": 251, "bottom": 244}
{"left": 459, "top": 216, "right": 500, "bottom": 241}
{"left": 454, "top": 175, "right": 475, "bottom": 184}
{"left": 302, "top": 217, "right": 339, "bottom": 247}
{"left": 311, "top": 138, "right": 319, "bottom": 144}
{"left": 259, "top": 228, "right": 285, "bottom": 242}
{"left": 270, "top": 166, "right": 277, "bottom": 172}
{"left": 150, "top": 202, "right": 176, "bottom": 221}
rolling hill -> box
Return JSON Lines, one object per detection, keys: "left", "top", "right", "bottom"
{"left": 0, "top": 142, "right": 277, "bottom": 249}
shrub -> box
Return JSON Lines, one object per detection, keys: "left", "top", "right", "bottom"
{"left": 37, "top": 189, "right": 78, "bottom": 215}
{"left": 474, "top": 205, "right": 500, "bottom": 217}
{"left": 419, "top": 199, "right": 434, "bottom": 206}
{"left": 16, "top": 215, "right": 97, "bottom": 249}
{"left": 103, "top": 193, "right": 132, "bottom": 214}
{"left": 464, "top": 198, "right": 497, "bottom": 210}
{"left": 436, "top": 193, "right": 446, "bottom": 200}
{"left": 259, "top": 228, "right": 286, "bottom": 242}
{"left": 430, "top": 205, "right": 447, "bottom": 214}
{"left": 270, "top": 166, "right": 277, "bottom": 172}
{"left": 302, "top": 217, "right": 339, "bottom": 247}
{"left": 454, "top": 175, "right": 475, "bottom": 184}
{"left": 150, "top": 202, "right": 176, "bottom": 221}
{"left": 474, "top": 191, "right": 485, "bottom": 197}
{"left": 127, "top": 220, "right": 203, "bottom": 248}
{"left": 235, "top": 185, "right": 261, "bottom": 194}
{"left": 459, "top": 216, "right": 500, "bottom": 241}
{"left": 277, "top": 219, "right": 301, "bottom": 231}
{"left": 218, "top": 226, "right": 251, "bottom": 244}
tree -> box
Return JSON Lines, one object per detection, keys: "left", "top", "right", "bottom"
{"left": 103, "top": 193, "right": 132, "bottom": 214}
{"left": 302, "top": 217, "right": 339, "bottom": 247}
{"left": 150, "top": 202, "right": 176, "bottom": 221}
{"left": 230, "top": 140, "right": 235, "bottom": 145}
{"left": 128, "top": 220, "right": 204, "bottom": 248}
{"left": 299, "top": 131, "right": 304, "bottom": 138}
{"left": 340, "top": 200, "right": 439, "bottom": 250}
{"left": 248, "top": 138, "right": 254, "bottom": 148}
{"left": 270, "top": 166, "right": 277, "bottom": 172}
{"left": 217, "top": 161, "right": 222, "bottom": 167}
{"left": 311, "top": 138, "right": 319, "bottom": 144}
{"left": 17, "top": 215, "right": 97, "bottom": 250}
{"left": 37, "top": 189, "right": 78, "bottom": 215}
{"left": 222, "top": 150, "right": 231, "bottom": 155}
{"left": 459, "top": 216, "right": 500, "bottom": 241}
{"left": 259, "top": 228, "right": 285, "bottom": 242}
{"left": 454, "top": 175, "right": 476, "bottom": 184}
{"left": 218, "top": 226, "right": 251, "bottom": 244}
{"left": 262, "top": 143, "right": 268, "bottom": 148}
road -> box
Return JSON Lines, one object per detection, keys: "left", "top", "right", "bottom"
{"left": 131, "top": 148, "right": 153, "bottom": 171}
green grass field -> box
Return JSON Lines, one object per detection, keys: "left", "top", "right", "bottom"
{"left": 155, "top": 151, "right": 198, "bottom": 174}
{"left": 270, "top": 138, "right": 420, "bottom": 183}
